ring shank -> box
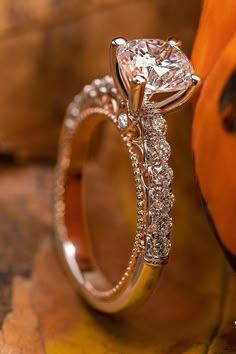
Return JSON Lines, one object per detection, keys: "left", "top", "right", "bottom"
{"left": 55, "top": 109, "right": 162, "bottom": 313}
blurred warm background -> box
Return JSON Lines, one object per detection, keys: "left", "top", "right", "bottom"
{"left": 0, "top": 0, "right": 200, "bottom": 160}
{"left": 0, "top": 1, "right": 235, "bottom": 353}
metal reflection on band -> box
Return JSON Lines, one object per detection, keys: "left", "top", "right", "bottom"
{"left": 54, "top": 37, "right": 199, "bottom": 313}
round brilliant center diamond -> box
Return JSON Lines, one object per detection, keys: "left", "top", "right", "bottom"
{"left": 117, "top": 39, "right": 194, "bottom": 95}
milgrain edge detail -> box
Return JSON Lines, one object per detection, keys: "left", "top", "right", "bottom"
{"left": 56, "top": 75, "right": 174, "bottom": 275}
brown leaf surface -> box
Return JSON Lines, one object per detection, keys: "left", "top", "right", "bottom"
{"left": 0, "top": 154, "right": 235, "bottom": 353}
{"left": 0, "top": 277, "right": 44, "bottom": 354}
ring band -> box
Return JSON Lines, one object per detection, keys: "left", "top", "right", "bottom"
{"left": 54, "top": 37, "right": 199, "bottom": 313}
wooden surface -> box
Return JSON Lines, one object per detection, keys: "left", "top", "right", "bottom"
{"left": 0, "top": 165, "right": 52, "bottom": 324}
{"left": 0, "top": 0, "right": 201, "bottom": 161}
{"left": 192, "top": 0, "right": 236, "bottom": 262}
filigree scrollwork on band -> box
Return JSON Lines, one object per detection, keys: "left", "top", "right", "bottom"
{"left": 61, "top": 75, "right": 174, "bottom": 267}
{"left": 141, "top": 106, "right": 174, "bottom": 264}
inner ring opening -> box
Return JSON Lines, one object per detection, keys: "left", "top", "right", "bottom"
{"left": 64, "top": 112, "right": 137, "bottom": 292}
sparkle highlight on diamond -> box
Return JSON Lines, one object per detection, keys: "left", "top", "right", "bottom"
{"left": 118, "top": 111, "right": 128, "bottom": 129}
{"left": 117, "top": 39, "right": 194, "bottom": 95}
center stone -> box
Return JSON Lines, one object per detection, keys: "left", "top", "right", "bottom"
{"left": 117, "top": 39, "right": 194, "bottom": 95}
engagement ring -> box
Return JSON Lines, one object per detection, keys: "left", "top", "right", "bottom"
{"left": 54, "top": 37, "right": 200, "bottom": 313}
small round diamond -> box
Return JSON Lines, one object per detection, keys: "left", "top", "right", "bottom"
{"left": 146, "top": 236, "right": 171, "bottom": 259}
{"left": 159, "top": 215, "right": 173, "bottom": 236}
{"left": 146, "top": 139, "right": 171, "bottom": 162}
{"left": 150, "top": 164, "right": 173, "bottom": 187}
{"left": 67, "top": 103, "right": 79, "bottom": 118}
{"left": 157, "top": 237, "right": 171, "bottom": 257}
{"left": 118, "top": 112, "right": 128, "bottom": 129}
{"left": 143, "top": 115, "right": 167, "bottom": 140}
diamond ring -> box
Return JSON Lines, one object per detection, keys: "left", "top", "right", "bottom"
{"left": 54, "top": 37, "right": 200, "bottom": 313}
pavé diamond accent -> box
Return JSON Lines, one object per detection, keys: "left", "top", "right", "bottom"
{"left": 61, "top": 75, "right": 174, "bottom": 268}
{"left": 146, "top": 236, "right": 171, "bottom": 260}
{"left": 117, "top": 39, "right": 193, "bottom": 95}
{"left": 141, "top": 105, "right": 174, "bottom": 263}
{"left": 118, "top": 111, "right": 128, "bottom": 129}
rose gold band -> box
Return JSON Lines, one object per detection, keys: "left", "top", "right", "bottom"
{"left": 54, "top": 83, "right": 163, "bottom": 312}
{"left": 54, "top": 37, "right": 199, "bottom": 313}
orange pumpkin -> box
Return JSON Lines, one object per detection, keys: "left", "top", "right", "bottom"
{"left": 192, "top": 0, "right": 236, "bottom": 261}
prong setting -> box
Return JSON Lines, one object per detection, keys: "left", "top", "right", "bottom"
{"left": 129, "top": 75, "right": 147, "bottom": 114}
{"left": 167, "top": 36, "right": 182, "bottom": 48}
{"left": 191, "top": 74, "right": 201, "bottom": 86}
{"left": 110, "top": 37, "right": 128, "bottom": 100}
{"left": 111, "top": 37, "right": 127, "bottom": 47}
